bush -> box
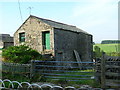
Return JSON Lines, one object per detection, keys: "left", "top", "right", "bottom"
{"left": 2, "top": 45, "right": 42, "bottom": 64}
{"left": 93, "top": 46, "right": 104, "bottom": 58}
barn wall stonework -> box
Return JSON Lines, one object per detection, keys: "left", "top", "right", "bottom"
{"left": 14, "top": 17, "right": 54, "bottom": 55}
{"left": 54, "top": 28, "right": 78, "bottom": 61}
{"left": 77, "top": 33, "right": 93, "bottom": 61}
{"left": 14, "top": 16, "right": 93, "bottom": 62}
{"left": 54, "top": 28, "right": 92, "bottom": 62}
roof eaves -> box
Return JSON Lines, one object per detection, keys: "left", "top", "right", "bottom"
{"left": 22, "top": 15, "right": 91, "bottom": 35}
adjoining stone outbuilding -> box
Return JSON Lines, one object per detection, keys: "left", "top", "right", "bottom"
{"left": 14, "top": 15, "right": 93, "bottom": 62}
{"left": 0, "top": 34, "right": 14, "bottom": 49}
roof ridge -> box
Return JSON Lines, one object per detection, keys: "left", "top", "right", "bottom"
{"left": 30, "top": 15, "right": 76, "bottom": 27}
{"left": 30, "top": 15, "right": 90, "bottom": 35}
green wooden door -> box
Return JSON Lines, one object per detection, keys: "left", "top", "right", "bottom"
{"left": 45, "top": 32, "right": 50, "bottom": 50}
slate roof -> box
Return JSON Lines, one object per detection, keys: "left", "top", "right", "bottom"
{"left": 31, "top": 15, "right": 90, "bottom": 34}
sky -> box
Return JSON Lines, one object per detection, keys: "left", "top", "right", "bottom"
{"left": 0, "top": 0, "right": 119, "bottom": 43}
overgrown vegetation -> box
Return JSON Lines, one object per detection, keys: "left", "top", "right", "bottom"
{"left": 93, "top": 46, "right": 104, "bottom": 58}
{"left": 2, "top": 72, "right": 30, "bottom": 82}
{"left": 2, "top": 45, "right": 42, "bottom": 64}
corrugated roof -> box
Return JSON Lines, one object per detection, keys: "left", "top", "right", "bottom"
{"left": 31, "top": 15, "right": 90, "bottom": 34}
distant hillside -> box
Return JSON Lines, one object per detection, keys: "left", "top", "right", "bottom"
{"left": 101, "top": 40, "right": 120, "bottom": 44}
{"left": 94, "top": 44, "right": 120, "bottom": 53}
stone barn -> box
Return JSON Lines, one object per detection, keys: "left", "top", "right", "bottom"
{"left": 14, "top": 15, "right": 93, "bottom": 62}
{"left": 0, "top": 34, "right": 14, "bottom": 49}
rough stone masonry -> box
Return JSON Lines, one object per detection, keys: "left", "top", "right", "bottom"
{"left": 14, "top": 15, "right": 93, "bottom": 63}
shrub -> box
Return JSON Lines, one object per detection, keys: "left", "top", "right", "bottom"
{"left": 2, "top": 45, "right": 42, "bottom": 64}
{"left": 93, "top": 46, "right": 104, "bottom": 58}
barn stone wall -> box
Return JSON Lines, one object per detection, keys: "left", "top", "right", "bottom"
{"left": 77, "top": 33, "right": 93, "bottom": 61}
{"left": 54, "top": 28, "right": 92, "bottom": 62}
{"left": 14, "top": 16, "right": 54, "bottom": 55}
{"left": 14, "top": 16, "right": 93, "bottom": 62}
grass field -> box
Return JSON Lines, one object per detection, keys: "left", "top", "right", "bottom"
{"left": 94, "top": 43, "right": 120, "bottom": 53}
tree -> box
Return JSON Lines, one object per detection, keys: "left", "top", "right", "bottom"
{"left": 2, "top": 45, "right": 42, "bottom": 64}
{"left": 101, "top": 40, "right": 120, "bottom": 44}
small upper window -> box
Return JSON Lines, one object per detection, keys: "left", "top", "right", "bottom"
{"left": 19, "top": 32, "right": 25, "bottom": 42}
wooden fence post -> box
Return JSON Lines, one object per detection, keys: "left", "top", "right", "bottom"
{"left": 101, "top": 53, "right": 106, "bottom": 88}
{"left": 30, "top": 60, "right": 36, "bottom": 79}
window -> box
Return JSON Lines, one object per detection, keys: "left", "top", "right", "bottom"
{"left": 19, "top": 32, "right": 25, "bottom": 42}
{"left": 42, "top": 31, "right": 50, "bottom": 50}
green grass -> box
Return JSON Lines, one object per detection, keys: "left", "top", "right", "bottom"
{"left": 94, "top": 44, "right": 120, "bottom": 53}
{"left": 45, "top": 69, "right": 100, "bottom": 88}
{"left": 46, "top": 69, "right": 94, "bottom": 79}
